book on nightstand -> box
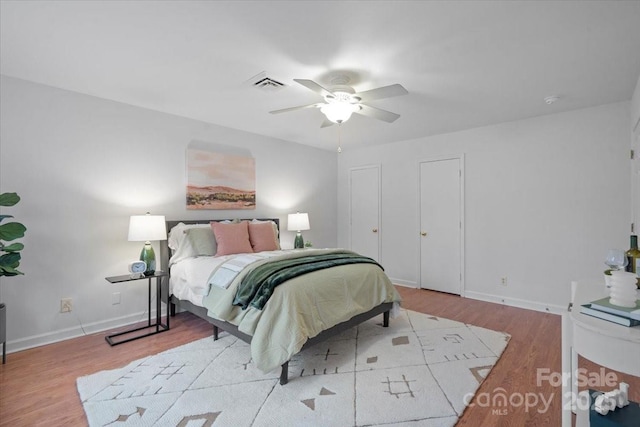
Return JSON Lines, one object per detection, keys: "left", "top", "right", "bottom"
{"left": 580, "top": 304, "right": 640, "bottom": 327}
{"left": 587, "top": 297, "right": 640, "bottom": 321}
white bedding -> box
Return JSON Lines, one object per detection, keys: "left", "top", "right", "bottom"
{"left": 169, "top": 250, "right": 287, "bottom": 306}
{"left": 201, "top": 248, "right": 401, "bottom": 372}
{"left": 169, "top": 256, "right": 224, "bottom": 306}
{"left": 170, "top": 249, "right": 401, "bottom": 372}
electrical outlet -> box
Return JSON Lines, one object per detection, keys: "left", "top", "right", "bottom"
{"left": 500, "top": 277, "right": 508, "bottom": 286}
{"left": 60, "top": 298, "right": 72, "bottom": 313}
{"left": 111, "top": 292, "right": 121, "bottom": 305}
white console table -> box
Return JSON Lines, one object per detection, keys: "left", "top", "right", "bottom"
{"left": 561, "top": 280, "right": 640, "bottom": 426}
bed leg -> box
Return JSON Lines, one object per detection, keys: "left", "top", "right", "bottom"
{"left": 170, "top": 302, "right": 176, "bottom": 317}
{"left": 213, "top": 325, "right": 219, "bottom": 341}
{"left": 279, "top": 361, "right": 289, "bottom": 385}
{"left": 383, "top": 310, "right": 390, "bottom": 327}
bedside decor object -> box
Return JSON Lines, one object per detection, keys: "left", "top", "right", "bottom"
{"left": 589, "top": 387, "right": 640, "bottom": 427}
{"left": 609, "top": 270, "right": 638, "bottom": 308}
{"left": 605, "top": 249, "right": 628, "bottom": 271}
{"left": 625, "top": 235, "right": 640, "bottom": 274}
{"left": 287, "top": 212, "right": 310, "bottom": 249}
{"left": 593, "top": 383, "right": 630, "bottom": 415}
{"left": 604, "top": 269, "right": 613, "bottom": 289}
{"left": 128, "top": 213, "right": 167, "bottom": 276}
{"left": 127, "top": 260, "right": 146, "bottom": 274}
{"left": 586, "top": 296, "right": 640, "bottom": 321}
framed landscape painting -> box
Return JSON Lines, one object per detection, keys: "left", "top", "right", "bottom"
{"left": 186, "top": 148, "right": 256, "bottom": 210}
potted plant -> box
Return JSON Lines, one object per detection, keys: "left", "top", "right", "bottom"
{"left": 0, "top": 192, "right": 27, "bottom": 363}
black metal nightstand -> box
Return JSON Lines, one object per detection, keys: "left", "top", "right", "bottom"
{"left": 105, "top": 271, "right": 169, "bottom": 346}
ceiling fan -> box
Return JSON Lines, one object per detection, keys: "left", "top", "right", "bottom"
{"left": 269, "top": 75, "right": 408, "bottom": 127}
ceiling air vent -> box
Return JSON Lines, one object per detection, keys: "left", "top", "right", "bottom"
{"left": 246, "top": 72, "right": 286, "bottom": 92}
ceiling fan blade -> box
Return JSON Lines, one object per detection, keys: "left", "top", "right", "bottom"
{"left": 294, "top": 79, "right": 335, "bottom": 98}
{"left": 356, "top": 104, "right": 401, "bottom": 123}
{"left": 269, "top": 103, "right": 323, "bottom": 114}
{"left": 355, "top": 84, "right": 408, "bottom": 102}
{"left": 320, "top": 118, "right": 335, "bottom": 128}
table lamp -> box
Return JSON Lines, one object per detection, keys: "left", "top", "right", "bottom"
{"left": 288, "top": 212, "right": 310, "bottom": 249}
{"left": 128, "top": 213, "right": 167, "bottom": 275}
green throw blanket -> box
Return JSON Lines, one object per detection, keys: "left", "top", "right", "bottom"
{"left": 233, "top": 251, "right": 383, "bottom": 310}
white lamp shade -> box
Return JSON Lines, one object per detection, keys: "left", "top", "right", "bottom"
{"left": 128, "top": 214, "right": 167, "bottom": 241}
{"left": 320, "top": 102, "right": 359, "bottom": 124}
{"left": 287, "top": 212, "right": 310, "bottom": 231}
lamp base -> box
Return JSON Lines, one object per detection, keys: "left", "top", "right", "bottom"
{"left": 294, "top": 232, "right": 304, "bottom": 249}
{"left": 140, "top": 242, "right": 156, "bottom": 275}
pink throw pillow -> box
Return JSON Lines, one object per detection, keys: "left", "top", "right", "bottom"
{"left": 248, "top": 221, "right": 279, "bottom": 252}
{"left": 210, "top": 221, "right": 253, "bottom": 256}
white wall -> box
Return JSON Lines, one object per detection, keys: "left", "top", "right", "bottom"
{"left": 631, "top": 75, "right": 640, "bottom": 132}
{"left": 632, "top": 75, "right": 640, "bottom": 232}
{"left": 0, "top": 76, "right": 337, "bottom": 351}
{"left": 338, "top": 102, "right": 631, "bottom": 312}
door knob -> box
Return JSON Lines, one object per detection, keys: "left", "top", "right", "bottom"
{"left": 421, "top": 232, "right": 427, "bottom": 237}
{"left": 372, "top": 228, "right": 378, "bottom": 233}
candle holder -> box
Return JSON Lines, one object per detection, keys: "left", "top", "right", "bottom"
{"left": 609, "top": 270, "right": 638, "bottom": 308}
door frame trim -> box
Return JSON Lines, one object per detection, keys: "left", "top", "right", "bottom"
{"left": 633, "top": 131, "right": 639, "bottom": 235}
{"left": 417, "top": 154, "right": 465, "bottom": 296}
{"left": 348, "top": 164, "right": 382, "bottom": 262}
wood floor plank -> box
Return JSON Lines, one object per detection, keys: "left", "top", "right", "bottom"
{"left": 0, "top": 286, "right": 638, "bottom": 426}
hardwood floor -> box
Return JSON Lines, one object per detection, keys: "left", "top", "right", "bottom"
{"left": 0, "top": 286, "right": 638, "bottom": 426}
{"left": 397, "top": 287, "right": 640, "bottom": 426}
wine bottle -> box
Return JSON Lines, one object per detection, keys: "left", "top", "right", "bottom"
{"left": 625, "top": 235, "right": 640, "bottom": 275}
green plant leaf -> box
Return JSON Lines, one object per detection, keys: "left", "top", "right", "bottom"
{"left": 0, "top": 192, "right": 20, "bottom": 207}
{"left": 0, "top": 215, "right": 14, "bottom": 223}
{"left": 0, "top": 222, "right": 26, "bottom": 241}
{"left": 0, "top": 265, "right": 23, "bottom": 276}
{"left": 0, "top": 251, "right": 21, "bottom": 269}
{"left": 2, "top": 242, "right": 24, "bottom": 252}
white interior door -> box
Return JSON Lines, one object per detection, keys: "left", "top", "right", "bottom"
{"left": 419, "top": 157, "right": 463, "bottom": 294}
{"left": 350, "top": 166, "right": 380, "bottom": 261}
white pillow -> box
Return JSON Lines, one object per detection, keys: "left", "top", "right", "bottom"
{"left": 168, "top": 222, "right": 217, "bottom": 266}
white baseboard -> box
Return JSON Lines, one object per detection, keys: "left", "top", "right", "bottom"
{"left": 389, "top": 278, "right": 417, "bottom": 288}
{"left": 5, "top": 309, "right": 167, "bottom": 354}
{"left": 392, "top": 283, "right": 565, "bottom": 315}
{"left": 464, "top": 290, "right": 565, "bottom": 315}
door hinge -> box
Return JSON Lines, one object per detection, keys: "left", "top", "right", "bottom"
{"left": 632, "top": 223, "right": 635, "bottom": 233}
{"left": 632, "top": 149, "right": 635, "bottom": 160}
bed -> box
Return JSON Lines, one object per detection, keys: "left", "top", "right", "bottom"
{"left": 159, "top": 218, "right": 401, "bottom": 384}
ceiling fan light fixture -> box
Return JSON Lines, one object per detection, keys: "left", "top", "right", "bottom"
{"left": 269, "top": 77, "right": 408, "bottom": 126}
{"left": 320, "top": 101, "right": 359, "bottom": 124}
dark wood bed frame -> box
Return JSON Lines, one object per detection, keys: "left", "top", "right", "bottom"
{"left": 159, "top": 219, "right": 392, "bottom": 385}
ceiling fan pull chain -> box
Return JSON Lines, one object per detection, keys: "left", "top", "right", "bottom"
{"left": 337, "top": 124, "right": 342, "bottom": 153}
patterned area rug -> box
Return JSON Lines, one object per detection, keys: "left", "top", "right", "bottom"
{"left": 77, "top": 309, "right": 510, "bottom": 426}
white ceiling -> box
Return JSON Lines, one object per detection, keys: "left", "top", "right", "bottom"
{"left": 2, "top": 1, "right": 640, "bottom": 151}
